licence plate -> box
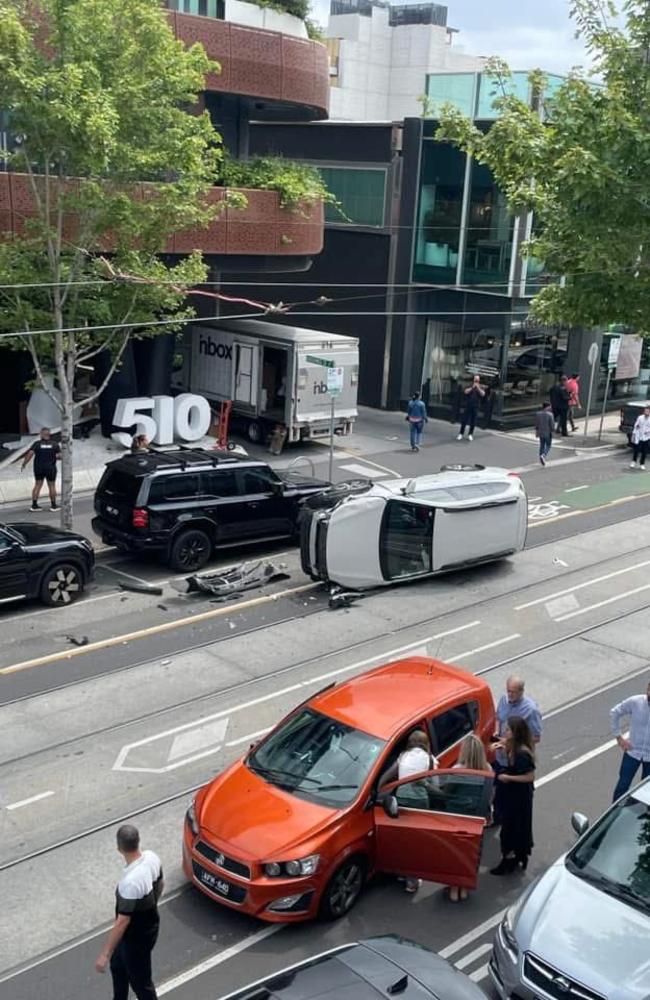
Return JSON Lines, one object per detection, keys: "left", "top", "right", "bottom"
{"left": 192, "top": 861, "right": 246, "bottom": 903}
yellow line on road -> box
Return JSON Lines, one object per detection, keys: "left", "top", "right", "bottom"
{"left": 0, "top": 582, "right": 319, "bottom": 676}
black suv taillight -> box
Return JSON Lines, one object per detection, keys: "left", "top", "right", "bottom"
{"left": 133, "top": 508, "right": 149, "bottom": 529}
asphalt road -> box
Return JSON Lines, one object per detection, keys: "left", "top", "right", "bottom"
{"left": 1, "top": 422, "right": 649, "bottom": 1000}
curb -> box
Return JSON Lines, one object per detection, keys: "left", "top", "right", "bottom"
{"left": 0, "top": 465, "right": 106, "bottom": 506}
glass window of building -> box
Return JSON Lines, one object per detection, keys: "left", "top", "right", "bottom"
{"left": 475, "top": 72, "right": 531, "bottom": 119}
{"left": 319, "top": 167, "right": 386, "bottom": 227}
{"left": 463, "top": 161, "right": 514, "bottom": 286}
{"left": 164, "top": 0, "right": 223, "bottom": 16}
{"left": 501, "top": 319, "right": 569, "bottom": 416}
{"left": 425, "top": 73, "right": 477, "bottom": 117}
{"left": 413, "top": 141, "right": 466, "bottom": 283}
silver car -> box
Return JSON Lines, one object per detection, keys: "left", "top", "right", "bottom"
{"left": 490, "top": 777, "right": 650, "bottom": 1000}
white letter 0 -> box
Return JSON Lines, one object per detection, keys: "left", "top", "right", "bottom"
{"left": 174, "top": 393, "right": 211, "bottom": 442}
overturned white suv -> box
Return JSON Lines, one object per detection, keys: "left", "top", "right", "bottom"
{"left": 300, "top": 465, "right": 527, "bottom": 590}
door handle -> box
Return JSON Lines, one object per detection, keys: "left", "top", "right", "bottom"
{"left": 248, "top": 502, "right": 259, "bottom": 509}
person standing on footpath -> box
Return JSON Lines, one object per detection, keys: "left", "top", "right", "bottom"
{"left": 549, "top": 375, "right": 570, "bottom": 437}
{"left": 493, "top": 676, "right": 542, "bottom": 824}
{"left": 457, "top": 374, "right": 485, "bottom": 441}
{"left": 95, "top": 824, "right": 163, "bottom": 1000}
{"left": 565, "top": 373, "right": 580, "bottom": 432}
{"left": 630, "top": 405, "right": 650, "bottom": 471}
{"left": 610, "top": 681, "right": 650, "bottom": 801}
{"left": 406, "top": 391, "right": 428, "bottom": 452}
{"left": 490, "top": 716, "right": 536, "bottom": 875}
{"left": 535, "top": 401, "right": 554, "bottom": 466}
{"left": 21, "top": 427, "right": 61, "bottom": 512}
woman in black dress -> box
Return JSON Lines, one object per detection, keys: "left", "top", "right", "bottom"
{"left": 490, "top": 716, "right": 535, "bottom": 875}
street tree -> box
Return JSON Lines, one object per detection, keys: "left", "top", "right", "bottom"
{"left": 0, "top": 0, "right": 223, "bottom": 528}
{"left": 435, "top": 0, "right": 650, "bottom": 332}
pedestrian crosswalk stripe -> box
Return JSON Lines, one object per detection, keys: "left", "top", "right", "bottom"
{"left": 338, "top": 462, "right": 389, "bottom": 479}
{"left": 454, "top": 942, "right": 492, "bottom": 971}
{"left": 469, "top": 962, "right": 490, "bottom": 983}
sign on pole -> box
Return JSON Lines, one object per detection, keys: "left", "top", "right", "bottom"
{"left": 608, "top": 337, "right": 622, "bottom": 370}
{"left": 326, "top": 367, "right": 344, "bottom": 397}
{"left": 307, "top": 355, "right": 334, "bottom": 368}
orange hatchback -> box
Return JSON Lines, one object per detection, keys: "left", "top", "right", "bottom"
{"left": 182, "top": 657, "right": 496, "bottom": 922}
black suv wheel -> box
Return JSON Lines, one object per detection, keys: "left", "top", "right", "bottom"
{"left": 169, "top": 529, "right": 211, "bottom": 573}
{"left": 40, "top": 563, "right": 84, "bottom": 606}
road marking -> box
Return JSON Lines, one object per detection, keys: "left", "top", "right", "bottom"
{"left": 454, "top": 942, "right": 492, "bottom": 970}
{"left": 168, "top": 718, "right": 229, "bottom": 763}
{"left": 514, "top": 559, "right": 650, "bottom": 610}
{"left": 527, "top": 490, "right": 650, "bottom": 528}
{"left": 439, "top": 909, "right": 505, "bottom": 959}
{"left": 470, "top": 963, "right": 489, "bottom": 983}
{"left": 0, "top": 582, "right": 319, "bottom": 675}
{"left": 565, "top": 485, "right": 589, "bottom": 493}
{"left": 554, "top": 583, "right": 650, "bottom": 622}
{"left": 158, "top": 926, "right": 280, "bottom": 996}
{"left": 536, "top": 736, "right": 619, "bottom": 787}
{"left": 544, "top": 663, "right": 650, "bottom": 719}
{"left": 545, "top": 594, "right": 580, "bottom": 619}
{"left": 226, "top": 727, "right": 269, "bottom": 748}
{"left": 336, "top": 451, "right": 402, "bottom": 479}
{"left": 112, "top": 621, "right": 483, "bottom": 773}
{"left": 451, "top": 634, "right": 521, "bottom": 661}
{"left": 6, "top": 790, "right": 55, "bottom": 811}
{"left": 338, "top": 462, "right": 388, "bottom": 479}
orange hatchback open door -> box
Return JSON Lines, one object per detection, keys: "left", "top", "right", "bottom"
{"left": 374, "top": 769, "right": 493, "bottom": 889}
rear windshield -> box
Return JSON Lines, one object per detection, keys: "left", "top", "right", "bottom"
{"left": 100, "top": 470, "right": 142, "bottom": 503}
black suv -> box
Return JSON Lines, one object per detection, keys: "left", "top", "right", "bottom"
{"left": 92, "top": 450, "right": 331, "bottom": 572}
{"left": 0, "top": 522, "right": 95, "bottom": 607}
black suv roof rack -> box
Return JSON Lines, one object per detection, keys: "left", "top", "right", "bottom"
{"left": 119, "top": 448, "right": 246, "bottom": 474}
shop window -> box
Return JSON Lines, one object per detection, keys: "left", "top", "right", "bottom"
{"left": 462, "top": 161, "right": 514, "bottom": 286}
{"left": 502, "top": 321, "right": 569, "bottom": 416}
{"left": 413, "top": 143, "right": 465, "bottom": 284}
{"left": 164, "top": 0, "right": 223, "bottom": 17}
{"left": 425, "top": 72, "right": 477, "bottom": 117}
{"left": 319, "top": 167, "right": 386, "bottom": 228}
{"left": 423, "top": 318, "right": 505, "bottom": 422}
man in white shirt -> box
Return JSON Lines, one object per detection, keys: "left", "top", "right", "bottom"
{"left": 95, "top": 824, "right": 163, "bottom": 999}
{"left": 630, "top": 405, "right": 650, "bottom": 470}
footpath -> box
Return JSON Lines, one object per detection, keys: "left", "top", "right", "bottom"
{"left": 0, "top": 406, "right": 625, "bottom": 507}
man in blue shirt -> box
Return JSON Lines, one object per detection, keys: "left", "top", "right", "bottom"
{"left": 406, "top": 392, "right": 428, "bottom": 452}
{"left": 610, "top": 682, "right": 650, "bottom": 800}
{"left": 493, "top": 676, "right": 542, "bottom": 822}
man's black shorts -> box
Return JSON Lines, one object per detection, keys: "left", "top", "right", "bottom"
{"left": 34, "top": 468, "right": 57, "bottom": 483}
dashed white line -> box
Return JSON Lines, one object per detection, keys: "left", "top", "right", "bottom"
{"left": 451, "top": 634, "right": 521, "bottom": 661}
{"left": 514, "top": 559, "right": 650, "bottom": 610}
{"left": 158, "top": 926, "right": 280, "bottom": 996}
{"left": 6, "top": 790, "right": 55, "bottom": 811}
{"left": 439, "top": 909, "right": 506, "bottom": 959}
{"left": 469, "top": 962, "right": 489, "bottom": 983}
{"left": 564, "top": 485, "right": 589, "bottom": 493}
{"left": 554, "top": 583, "right": 650, "bottom": 622}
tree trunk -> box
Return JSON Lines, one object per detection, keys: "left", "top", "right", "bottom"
{"left": 59, "top": 395, "right": 74, "bottom": 531}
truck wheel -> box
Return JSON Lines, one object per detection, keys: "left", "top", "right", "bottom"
{"left": 319, "top": 857, "right": 366, "bottom": 920}
{"left": 169, "top": 529, "right": 211, "bottom": 573}
{"left": 247, "top": 420, "right": 263, "bottom": 444}
{"left": 40, "top": 563, "right": 84, "bottom": 606}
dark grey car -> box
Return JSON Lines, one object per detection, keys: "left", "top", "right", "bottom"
{"left": 219, "top": 936, "right": 487, "bottom": 999}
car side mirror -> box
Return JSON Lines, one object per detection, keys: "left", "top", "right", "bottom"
{"left": 383, "top": 795, "right": 399, "bottom": 819}
{"left": 571, "top": 812, "right": 589, "bottom": 837}
{"left": 270, "top": 480, "right": 284, "bottom": 495}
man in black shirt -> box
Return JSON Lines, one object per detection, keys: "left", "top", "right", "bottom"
{"left": 95, "top": 824, "right": 163, "bottom": 1000}
{"left": 21, "top": 427, "right": 61, "bottom": 512}
{"left": 549, "top": 375, "right": 571, "bottom": 437}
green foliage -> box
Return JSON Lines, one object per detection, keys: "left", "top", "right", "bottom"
{"left": 219, "top": 156, "right": 338, "bottom": 211}
{"left": 304, "top": 16, "right": 325, "bottom": 41}
{"left": 436, "top": 1, "right": 650, "bottom": 330}
{"left": 239, "top": 0, "right": 310, "bottom": 21}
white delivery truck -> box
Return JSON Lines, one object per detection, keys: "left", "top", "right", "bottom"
{"left": 172, "top": 319, "right": 359, "bottom": 445}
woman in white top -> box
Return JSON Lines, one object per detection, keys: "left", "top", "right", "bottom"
{"left": 630, "top": 406, "right": 650, "bottom": 470}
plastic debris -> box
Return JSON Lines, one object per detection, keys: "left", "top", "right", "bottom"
{"left": 118, "top": 580, "right": 164, "bottom": 596}
{"left": 172, "top": 559, "right": 290, "bottom": 598}
{"left": 65, "top": 634, "right": 89, "bottom": 647}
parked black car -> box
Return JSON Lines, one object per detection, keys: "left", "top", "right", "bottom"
{"left": 218, "top": 936, "right": 487, "bottom": 1000}
{"left": 92, "top": 450, "right": 331, "bottom": 572}
{"left": 619, "top": 399, "right": 650, "bottom": 443}
{"left": 0, "top": 522, "right": 95, "bottom": 607}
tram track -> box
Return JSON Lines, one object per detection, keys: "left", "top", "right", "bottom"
{"left": 2, "top": 591, "right": 649, "bottom": 874}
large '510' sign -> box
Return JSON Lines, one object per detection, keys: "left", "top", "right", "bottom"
{"left": 112, "top": 394, "right": 212, "bottom": 448}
